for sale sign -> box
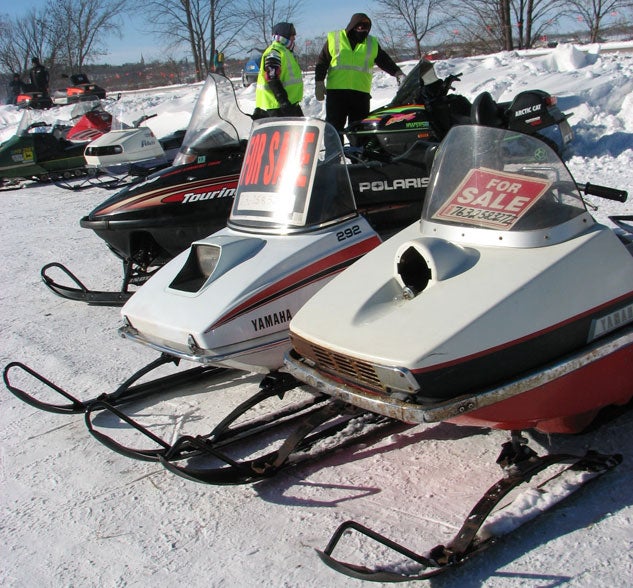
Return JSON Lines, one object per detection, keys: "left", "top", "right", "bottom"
{"left": 432, "top": 167, "right": 551, "bottom": 230}
{"left": 234, "top": 120, "right": 322, "bottom": 226}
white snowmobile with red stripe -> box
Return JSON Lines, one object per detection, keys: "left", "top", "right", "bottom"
{"left": 119, "top": 117, "right": 385, "bottom": 373}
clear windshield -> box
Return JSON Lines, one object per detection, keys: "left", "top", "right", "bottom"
{"left": 15, "top": 99, "right": 106, "bottom": 137}
{"left": 421, "top": 125, "right": 588, "bottom": 246}
{"left": 108, "top": 101, "right": 132, "bottom": 131}
{"left": 173, "top": 74, "right": 252, "bottom": 165}
{"left": 16, "top": 108, "right": 63, "bottom": 136}
{"left": 16, "top": 109, "right": 48, "bottom": 136}
{"left": 69, "top": 99, "right": 103, "bottom": 120}
{"left": 229, "top": 118, "right": 357, "bottom": 233}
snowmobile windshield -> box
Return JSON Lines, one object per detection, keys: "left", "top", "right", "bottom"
{"left": 229, "top": 118, "right": 357, "bottom": 234}
{"left": 390, "top": 59, "right": 440, "bottom": 106}
{"left": 16, "top": 108, "right": 62, "bottom": 136}
{"left": 173, "top": 74, "right": 252, "bottom": 165}
{"left": 421, "top": 125, "right": 590, "bottom": 247}
{"left": 107, "top": 101, "right": 148, "bottom": 131}
{"left": 69, "top": 99, "right": 102, "bottom": 120}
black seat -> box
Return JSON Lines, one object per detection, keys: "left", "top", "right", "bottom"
{"left": 471, "top": 92, "right": 503, "bottom": 126}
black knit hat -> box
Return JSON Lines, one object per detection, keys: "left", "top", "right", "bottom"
{"left": 272, "top": 22, "right": 296, "bottom": 38}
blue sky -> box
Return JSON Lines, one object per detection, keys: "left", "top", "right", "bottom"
{"left": 3, "top": 1, "right": 374, "bottom": 65}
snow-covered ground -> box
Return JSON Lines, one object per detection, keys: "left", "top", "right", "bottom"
{"left": 1, "top": 43, "right": 632, "bottom": 587}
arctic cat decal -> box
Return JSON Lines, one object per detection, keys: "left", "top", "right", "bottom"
{"left": 357, "top": 177, "right": 429, "bottom": 192}
{"left": 181, "top": 186, "right": 236, "bottom": 203}
{"left": 515, "top": 104, "right": 542, "bottom": 117}
{"left": 251, "top": 309, "right": 293, "bottom": 331}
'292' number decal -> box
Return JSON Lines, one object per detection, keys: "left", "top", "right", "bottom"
{"left": 336, "top": 224, "right": 362, "bottom": 241}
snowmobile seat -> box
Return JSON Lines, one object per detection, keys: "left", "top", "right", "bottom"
{"left": 471, "top": 92, "right": 503, "bottom": 127}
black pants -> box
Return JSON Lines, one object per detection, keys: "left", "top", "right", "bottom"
{"left": 325, "top": 89, "right": 371, "bottom": 133}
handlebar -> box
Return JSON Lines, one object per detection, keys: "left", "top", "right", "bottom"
{"left": 583, "top": 182, "right": 628, "bottom": 202}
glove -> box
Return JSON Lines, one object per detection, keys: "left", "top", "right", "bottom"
{"left": 396, "top": 72, "right": 406, "bottom": 87}
{"left": 315, "top": 80, "right": 326, "bottom": 101}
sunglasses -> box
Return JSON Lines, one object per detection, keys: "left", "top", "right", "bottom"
{"left": 355, "top": 23, "right": 370, "bottom": 31}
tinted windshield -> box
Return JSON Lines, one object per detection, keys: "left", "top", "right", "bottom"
{"left": 230, "top": 118, "right": 357, "bottom": 233}
{"left": 176, "top": 74, "right": 252, "bottom": 156}
{"left": 421, "top": 125, "right": 589, "bottom": 246}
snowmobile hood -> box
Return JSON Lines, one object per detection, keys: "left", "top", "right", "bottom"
{"left": 84, "top": 127, "right": 165, "bottom": 167}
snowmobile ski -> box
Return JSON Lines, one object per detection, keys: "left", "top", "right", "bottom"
{"left": 3, "top": 354, "right": 226, "bottom": 414}
{"left": 83, "top": 371, "right": 305, "bottom": 462}
{"left": 41, "top": 262, "right": 136, "bottom": 306}
{"left": 40, "top": 256, "right": 162, "bottom": 306}
{"left": 316, "top": 441, "right": 622, "bottom": 582}
{"left": 84, "top": 371, "right": 408, "bottom": 482}
{"left": 158, "top": 398, "right": 402, "bottom": 486}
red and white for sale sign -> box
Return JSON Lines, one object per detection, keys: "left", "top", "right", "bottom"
{"left": 432, "top": 167, "right": 551, "bottom": 229}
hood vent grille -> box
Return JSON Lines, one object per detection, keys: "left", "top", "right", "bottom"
{"left": 291, "top": 334, "right": 383, "bottom": 391}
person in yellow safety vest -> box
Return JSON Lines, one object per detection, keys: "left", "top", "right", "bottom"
{"left": 314, "top": 13, "right": 405, "bottom": 134}
{"left": 213, "top": 50, "right": 226, "bottom": 76}
{"left": 253, "top": 22, "right": 304, "bottom": 119}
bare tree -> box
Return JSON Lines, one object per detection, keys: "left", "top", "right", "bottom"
{"left": 0, "top": 8, "right": 63, "bottom": 76}
{"left": 568, "top": 0, "right": 633, "bottom": 42}
{"left": 372, "top": 0, "right": 452, "bottom": 59}
{"left": 47, "top": 0, "right": 127, "bottom": 69}
{"left": 132, "top": 0, "right": 242, "bottom": 80}
{"left": 0, "top": 17, "right": 26, "bottom": 75}
{"left": 236, "top": 0, "right": 305, "bottom": 51}
{"left": 448, "top": 0, "right": 507, "bottom": 52}
{"left": 449, "top": 0, "right": 571, "bottom": 53}
{"left": 511, "top": 0, "right": 572, "bottom": 48}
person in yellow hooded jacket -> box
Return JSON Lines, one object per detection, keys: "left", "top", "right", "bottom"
{"left": 253, "top": 22, "right": 304, "bottom": 119}
{"left": 314, "top": 13, "right": 404, "bottom": 134}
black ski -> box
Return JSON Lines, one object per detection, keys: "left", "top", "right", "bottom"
{"left": 3, "top": 353, "right": 227, "bottom": 414}
{"left": 41, "top": 262, "right": 133, "bottom": 306}
{"left": 84, "top": 371, "right": 310, "bottom": 462}
{"left": 157, "top": 374, "right": 407, "bottom": 485}
{"left": 316, "top": 444, "right": 622, "bottom": 582}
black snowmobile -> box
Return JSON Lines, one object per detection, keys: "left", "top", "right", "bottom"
{"left": 41, "top": 73, "right": 435, "bottom": 305}
{"left": 15, "top": 84, "right": 53, "bottom": 109}
{"left": 41, "top": 74, "right": 251, "bottom": 304}
{"left": 52, "top": 73, "right": 107, "bottom": 104}
{"left": 41, "top": 63, "right": 573, "bottom": 306}
{"left": 346, "top": 58, "right": 573, "bottom": 157}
